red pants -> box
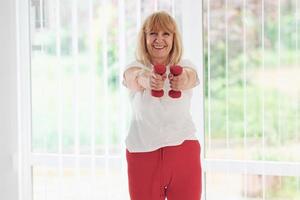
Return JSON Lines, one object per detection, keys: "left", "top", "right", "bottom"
{"left": 126, "top": 140, "right": 202, "bottom": 200}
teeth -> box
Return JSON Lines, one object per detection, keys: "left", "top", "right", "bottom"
{"left": 154, "top": 46, "right": 164, "bottom": 49}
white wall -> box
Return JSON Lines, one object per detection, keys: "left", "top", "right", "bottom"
{"left": 181, "top": 0, "right": 204, "bottom": 141}
{"left": 0, "top": 0, "right": 19, "bottom": 199}
{"left": 181, "top": 0, "right": 204, "bottom": 150}
{"left": 181, "top": 1, "right": 205, "bottom": 199}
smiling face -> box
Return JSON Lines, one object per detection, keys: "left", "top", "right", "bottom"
{"left": 136, "top": 11, "right": 182, "bottom": 67}
{"left": 146, "top": 30, "right": 174, "bottom": 65}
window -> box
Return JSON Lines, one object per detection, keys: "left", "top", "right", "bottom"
{"left": 29, "top": 0, "right": 187, "bottom": 199}
{"left": 25, "top": 0, "right": 300, "bottom": 200}
{"left": 203, "top": 0, "right": 300, "bottom": 199}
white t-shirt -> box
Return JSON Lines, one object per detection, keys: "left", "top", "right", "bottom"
{"left": 124, "top": 59, "right": 200, "bottom": 152}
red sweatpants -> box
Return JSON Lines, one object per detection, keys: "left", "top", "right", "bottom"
{"left": 126, "top": 140, "right": 202, "bottom": 200}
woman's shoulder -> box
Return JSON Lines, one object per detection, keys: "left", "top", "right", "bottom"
{"left": 127, "top": 60, "right": 144, "bottom": 67}
{"left": 178, "top": 59, "right": 197, "bottom": 69}
{"left": 125, "top": 60, "right": 150, "bottom": 71}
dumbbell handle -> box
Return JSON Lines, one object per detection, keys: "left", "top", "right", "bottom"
{"left": 151, "top": 64, "right": 166, "bottom": 97}
{"left": 169, "top": 65, "right": 183, "bottom": 98}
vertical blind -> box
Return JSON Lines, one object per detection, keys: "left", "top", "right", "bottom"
{"left": 29, "top": 0, "right": 181, "bottom": 199}
{"left": 203, "top": 0, "right": 300, "bottom": 199}
{"left": 29, "top": 0, "right": 300, "bottom": 200}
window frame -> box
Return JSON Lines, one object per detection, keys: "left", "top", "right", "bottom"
{"left": 17, "top": 0, "right": 33, "bottom": 200}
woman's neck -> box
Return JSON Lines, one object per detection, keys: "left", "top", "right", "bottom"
{"left": 151, "top": 58, "right": 170, "bottom": 66}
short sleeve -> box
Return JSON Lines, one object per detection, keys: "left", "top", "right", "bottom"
{"left": 124, "top": 61, "right": 149, "bottom": 73}
{"left": 179, "top": 59, "right": 200, "bottom": 86}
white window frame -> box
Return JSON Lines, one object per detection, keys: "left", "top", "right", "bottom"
{"left": 16, "top": 0, "right": 32, "bottom": 200}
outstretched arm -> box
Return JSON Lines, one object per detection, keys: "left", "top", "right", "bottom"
{"left": 123, "top": 67, "right": 166, "bottom": 92}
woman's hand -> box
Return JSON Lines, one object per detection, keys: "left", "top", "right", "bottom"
{"left": 123, "top": 67, "right": 166, "bottom": 92}
{"left": 123, "top": 67, "right": 151, "bottom": 91}
{"left": 150, "top": 71, "right": 167, "bottom": 90}
{"left": 168, "top": 69, "right": 189, "bottom": 91}
{"left": 169, "top": 68, "right": 198, "bottom": 90}
{"left": 123, "top": 67, "right": 197, "bottom": 92}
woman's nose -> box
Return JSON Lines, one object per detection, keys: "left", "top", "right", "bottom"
{"left": 155, "top": 34, "right": 164, "bottom": 42}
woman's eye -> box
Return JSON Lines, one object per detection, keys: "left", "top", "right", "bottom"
{"left": 150, "top": 32, "right": 157, "bottom": 35}
{"left": 163, "top": 32, "right": 170, "bottom": 36}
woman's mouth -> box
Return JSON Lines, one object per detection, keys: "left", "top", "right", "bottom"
{"left": 153, "top": 45, "right": 165, "bottom": 50}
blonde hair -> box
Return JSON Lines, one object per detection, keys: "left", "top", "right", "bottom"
{"left": 136, "top": 11, "right": 183, "bottom": 67}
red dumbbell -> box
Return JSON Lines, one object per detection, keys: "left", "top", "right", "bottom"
{"left": 151, "top": 64, "right": 166, "bottom": 97}
{"left": 169, "top": 65, "right": 183, "bottom": 98}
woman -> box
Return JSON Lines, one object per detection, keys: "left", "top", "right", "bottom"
{"left": 123, "top": 11, "right": 201, "bottom": 200}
